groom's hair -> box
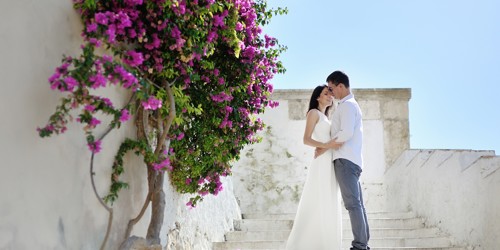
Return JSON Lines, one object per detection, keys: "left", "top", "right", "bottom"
{"left": 326, "top": 71, "right": 350, "bottom": 88}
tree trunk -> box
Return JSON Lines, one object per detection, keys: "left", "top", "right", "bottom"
{"left": 146, "top": 168, "right": 165, "bottom": 245}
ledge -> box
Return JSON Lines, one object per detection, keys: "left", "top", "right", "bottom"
{"left": 272, "top": 88, "right": 411, "bottom": 101}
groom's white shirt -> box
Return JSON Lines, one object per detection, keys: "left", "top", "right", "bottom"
{"left": 331, "top": 93, "right": 364, "bottom": 168}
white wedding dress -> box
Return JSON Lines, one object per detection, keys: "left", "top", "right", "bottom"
{"left": 286, "top": 110, "right": 342, "bottom": 250}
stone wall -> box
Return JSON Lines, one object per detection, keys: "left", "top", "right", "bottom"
{"left": 385, "top": 149, "right": 500, "bottom": 249}
{"left": 0, "top": 1, "right": 240, "bottom": 249}
{"left": 231, "top": 88, "right": 411, "bottom": 213}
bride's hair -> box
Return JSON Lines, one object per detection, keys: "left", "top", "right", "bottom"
{"left": 307, "top": 85, "right": 331, "bottom": 116}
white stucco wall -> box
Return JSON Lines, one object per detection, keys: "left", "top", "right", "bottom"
{"left": 162, "top": 177, "right": 241, "bottom": 250}
{"left": 0, "top": 1, "right": 240, "bottom": 249}
{"left": 232, "top": 89, "right": 411, "bottom": 213}
{"left": 385, "top": 149, "right": 500, "bottom": 249}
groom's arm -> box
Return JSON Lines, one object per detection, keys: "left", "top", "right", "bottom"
{"left": 332, "top": 103, "right": 356, "bottom": 143}
{"left": 324, "top": 139, "right": 343, "bottom": 149}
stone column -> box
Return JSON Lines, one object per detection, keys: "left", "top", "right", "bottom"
{"left": 354, "top": 88, "right": 411, "bottom": 168}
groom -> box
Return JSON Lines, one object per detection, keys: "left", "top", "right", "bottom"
{"left": 325, "top": 70, "right": 370, "bottom": 250}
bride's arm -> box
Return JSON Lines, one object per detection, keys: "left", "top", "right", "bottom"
{"left": 314, "top": 138, "right": 343, "bottom": 158}
{"left": 303, "top": 110, "right": 328, "bottom": 148}
{"left": 314, "top": 147, "right": 328, "bottom": 158}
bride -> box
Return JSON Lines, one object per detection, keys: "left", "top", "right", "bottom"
{"left": 286, "top": 85, "right": 343, "bottom": 250}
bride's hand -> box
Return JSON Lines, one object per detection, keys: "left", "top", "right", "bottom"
{"left": 314, "top": 148, "right": 327, "bottom": 158}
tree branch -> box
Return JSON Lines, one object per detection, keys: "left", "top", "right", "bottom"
{"left": 122, "top": 105, "right": 155, "bottom": 241}
{"left": 90, "top": 152, "right": 113, "bottom": 250}
{"left": 154, "top": 79, "right": 176, "bottom": 155}
{"left": 88, "top": 93, "right": 136, "bottom": 250}
{"left": 123, "top": 178, "right": 153, "bottom": 240}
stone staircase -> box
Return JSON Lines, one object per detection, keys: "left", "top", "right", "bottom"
{"left": 212, "top": 211, "right": 467, "bottom": 250}
{"left": 213, "top": 183, "right": 468, "bottom": 250}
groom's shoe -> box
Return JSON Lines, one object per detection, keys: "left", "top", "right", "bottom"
{"left": 350, "top": 247, "right": 370, "bottom": 250}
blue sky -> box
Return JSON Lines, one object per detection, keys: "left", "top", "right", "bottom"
{"left": 264, "top": 0, "right": 500, "bottom": 153}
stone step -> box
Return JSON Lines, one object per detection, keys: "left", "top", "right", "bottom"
{"left": 346, "top": 227, "right": 443, "bottom": 237}
{"left": 225, "top": 227, "right": 443, "bottom": 241}
{"left": 214, "top": 211, "right": 466, "bottom": 250}
{"left": 342, "top": 237, "right": 452, "bottom": 248}
{"left": 234, "top": 217, "right": 425, "bottom": 231}
{"left": 219, "top": 236, "right": 452, "bottom": 248}
{"left": 234, "top": 219, "right": 293, "bottom": 231}
{"left": 225, "top": 230, "right": 290, "bottom": 241}
{"left": 368, "top": 248, "right": 467, "bottom": 250}
{"left": 213, "top": 240, "right": 467, "bottom": 250}
{"left": 344, "top": 218, "right": 425, "bottom": 229}
{"left": 360, "top": 182, "right": 387, "bottom": 211}
{"left": 213, "top": 240, "right": 284, "bottom": 250}
{"left": 243, "top": 211, "right": 417, "bottom": 220}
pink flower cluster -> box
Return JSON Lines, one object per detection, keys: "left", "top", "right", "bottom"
{"left": 120, "top": 109, "right": 131, "bottom": 122}
{"left": 141, "top": 96, "right": 162, "bottom": 110}
{"left": 210, "top": 92, "right": 233, "bottom": 103}
{"left": 123, "top": 50, "right": 144, "bottom": 67}
{"left": 89, "top": 11, "right": 133, "bottom": 44}
{"left": 219, "top": 106, "right": 233, "bottom": 129}
{"left": 152, "top": 148, "right": 175, "bottom": 171}
{"left": 88, "top": 140, "right": 102, "bottom": 153}
{"left": 48, "top": 59, "right": 75, "bottom": 92}
{"left": 153, "top": 157, "right": 172, "bottom": 171}
{"left": 40, "top": 47, "right": 138, "bottom": 153}
{"left": 186, "top": 172, "right": 225, "bottom": 208}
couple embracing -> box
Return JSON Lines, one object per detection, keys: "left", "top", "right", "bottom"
{"left": 286, "top": 71, "right": 370, "bottom": 250}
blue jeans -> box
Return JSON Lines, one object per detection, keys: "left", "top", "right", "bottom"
{"left": 334, "top": 158, "right": 370, "bottom": 249}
